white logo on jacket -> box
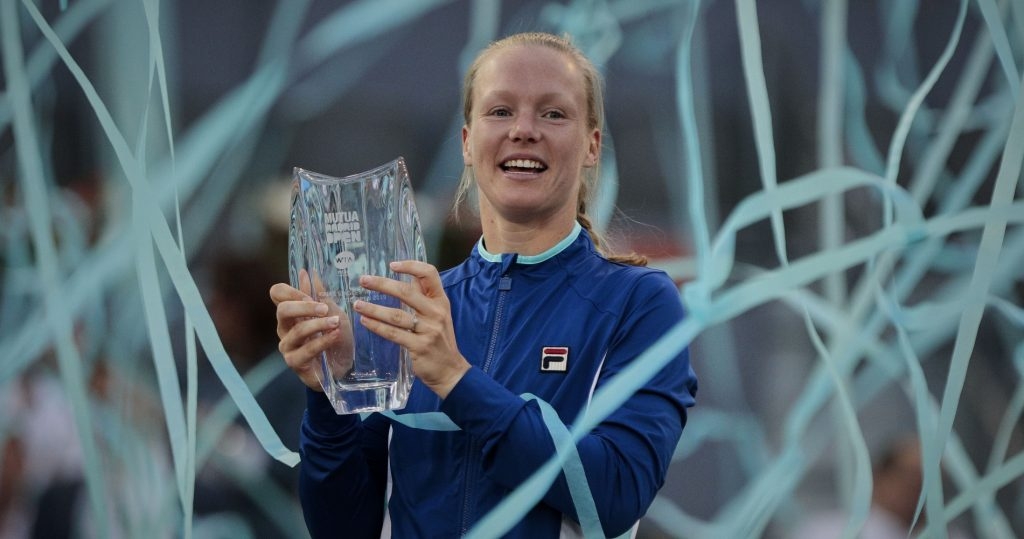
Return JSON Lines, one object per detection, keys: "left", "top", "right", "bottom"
{"left": 541, "top": 347, "right": 569, "bottom": 372}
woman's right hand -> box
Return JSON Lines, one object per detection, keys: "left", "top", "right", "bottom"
{"left": 269, "top": 270, "right": 348, "bottom": 392}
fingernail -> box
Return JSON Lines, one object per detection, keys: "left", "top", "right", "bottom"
{"left": 353, "top": 300, "right": 364, "bottom": 310}
{"left": 315, "top": 304, "right": 328, "bottom": 316}
{"left": 328, "top": 316, "right": 340, "bottom": 326}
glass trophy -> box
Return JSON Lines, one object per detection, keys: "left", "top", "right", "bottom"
{"left": 289, "top": 157, "right": 426, "bottom": 414}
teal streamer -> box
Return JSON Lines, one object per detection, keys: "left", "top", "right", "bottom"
{"left": 842, "top": 47, "right": 886, "bottom": 175}
{"left": 193, "top": 514, "right": 255, "bottom": 539}
{"left": 988, "top": 371, "right": 1024, "bottom": 474}
{"left": 132, "top": 188, "right": 189, "bottom": 509}
{"left": 20, "top": 0, "right": 300, "bottom": 466}
{"left": 1, "top": 0, "right": 452, "bottom": 385}
{"left": 195, "top": 354, "right": 286, "bottom": 467}
{"left": 881, "top": 0, "right": 967, "bottom": 190}
{"left": 801, "top": 310, "right": 872, "bottom": 539}
{"left": 595, "top": 137, "right": 620, "bottom": 232}
{"left": 717, "top": 445, "right": 807, "bottom": 537}
{"left": 892, "top": 115, "right": 1011, "bottom": 297}
{"left": 849, "top": 235, "right": 1024, "bottom": 534}
{"left": 874, "top": 0, "right": 921, "bottom": 114}
{"left": 384, "top": 392, "right": 603, "bottom": 537}
{"left": 945, "top": 450, "right": 1024, "bottom": 526}
{"left": 712, "top": 200, "right": 1022, "bottom": 329}
{"left": 646, "top": 496, "right": 720, "bottom": 537}
{"left": 818, "top": 0, "right": 848, "bottom": 308}
{"left": 92, "top": 400, "right": 180, "bottom": 534}
{"left": 6, "top": 1, "right": 1024, "bottom": 536}
{"left": 210, "top": 451, "right": 309, "bottom": 538}
{"left": 0, "top": 74, "right": 274, "bottom": 386}
{"left": 838, "top": 0, "right": 968, "bottom": 420}
{"left": 907, "top": 23, "right": 997, "bottom": 207}
{"left": 699, "top": 167, "right": 924, "bottom": 296}
{"left": 0, "top": 0, "right": 113, "bottom": 131}
{"left": 381, "top": 410, "right": 460, "bottom": 431}
{"left": 676, "top": 0, "right": 709, "bottom": 277}
{"left": 2, "top": 2, "right": 112, "bottom": 536}
{"left": 688, "top": 216, "right": 1024, "bottom": 539}
{"left": 298, "top": 0, "right": 457, "bottom": 70}
{"left": 522, "top": 393, "right": 602, "bottom": 538}
{"left": 720, "top": 214, "right": 1024, "bottom": 485}
{"left": 468, "top": 320, "right": 701, "bottom": 536}
{"left": 131, "top": 26, "right": 194, "bottom": 530}
{"left": 0, "top": 218, "right": 134, "bottom": 384}
{"left": 734, "top": 0, "right": 788, "bottom": 267}
{"left": 925, "top": 65, "right": 1024, "bottom": 537}
{"left": 975, "top": 0, "right": 1020, "bottom": 95}
{"left": 874, "top": 282, "right": 947, "bottom": 534}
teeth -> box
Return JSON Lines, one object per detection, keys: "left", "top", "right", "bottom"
{"left": 503, "top": 159, "right": 543, "bottom": 169}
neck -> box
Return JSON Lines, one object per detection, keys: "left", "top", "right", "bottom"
{"left": 479, "top": 213, "right": 577, "bottom": 256}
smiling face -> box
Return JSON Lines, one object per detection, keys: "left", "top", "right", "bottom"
{"left": 461, "top": 44, "right": 601, "bottom": 229}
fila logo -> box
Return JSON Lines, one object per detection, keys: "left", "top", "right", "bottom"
{"left": 541, "top": 347, "right": 569, "bottom": 373}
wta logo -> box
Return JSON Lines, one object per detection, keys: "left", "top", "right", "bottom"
{"left": 334, "top": 250, "right": 355, "bottom": 270}
{"left": 540, "top": 347, "right": 569, "bottom": 373}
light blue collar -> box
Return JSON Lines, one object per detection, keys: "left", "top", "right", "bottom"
{"left": 476, "top": 221, "right": 582, "bottom": 264}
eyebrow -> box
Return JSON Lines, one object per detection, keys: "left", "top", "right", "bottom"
{"left": 478, "top": 90, "right": 579, "bottom": 108}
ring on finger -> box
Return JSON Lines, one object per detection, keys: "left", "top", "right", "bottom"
{"left": 410, "top": 314, "right": 419, "bottom": 333}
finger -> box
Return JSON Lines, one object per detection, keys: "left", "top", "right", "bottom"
{"left": 283, "top": 315, "right": 342, "bottom": 348}
{"left": 358, "top": 274, "right": 430, "bottom": 311}
{"left": 354, "top": 300, "right": 414, "bottom": 330}
{"left": 282, "top": 328, "right": 341, "bottom": 370}
{"left": 358, "top": 314, "right": 415, "bottom": 349}
{"left": 309, "top": 270, "right": 328, "bottom": 297}
{"left": 277, "top": 299, "right": 330, "bottom": 322}
{"left": 388, "top": 260, "right": 444, "bottom": 296}
{"left": 299, "top": 269, "right": 313, "bottom": 297}
{"left": 270, "top": 282, "right": 312, "bottom": 305}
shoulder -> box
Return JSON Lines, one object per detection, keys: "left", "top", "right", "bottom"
{"left": 566, "top": 253, "right": 680, "bottom": 308}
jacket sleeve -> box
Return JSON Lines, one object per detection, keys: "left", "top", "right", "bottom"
{"left": 298, "top": 388, "right": 391, "bottom": 539}
{"left": 440, "top": 273, "right": 697, "bottom": 537}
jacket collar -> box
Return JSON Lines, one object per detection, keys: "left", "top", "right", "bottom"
{"left": 475, "top": 221, "right": 584, "bottom": 265}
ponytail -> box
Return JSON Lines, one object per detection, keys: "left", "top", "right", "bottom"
{"left": 577, "top": 201, "right": 647, "bottom": 267}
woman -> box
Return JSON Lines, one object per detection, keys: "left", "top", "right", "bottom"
{"left": 271, "top": 32, "right": 697, "bottom": 538}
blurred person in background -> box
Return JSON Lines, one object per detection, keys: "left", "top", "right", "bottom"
{"left": 794, "top": 435, "right": 971, "bottom": 539}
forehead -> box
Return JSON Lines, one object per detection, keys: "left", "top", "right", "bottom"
{"left": 473, "top": 45, "right": 587, "bottom": 106}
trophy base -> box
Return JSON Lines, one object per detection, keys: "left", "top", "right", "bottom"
{"left": 328, "top": 379, "right": 409, "bottom": 415}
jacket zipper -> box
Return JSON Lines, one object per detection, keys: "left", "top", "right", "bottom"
{"left": 460, "top": 268, "right": 513, "bottom": 536}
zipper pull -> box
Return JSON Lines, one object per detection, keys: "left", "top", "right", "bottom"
{"left": 498, "top": 253, "right": 516, "bottom": 291}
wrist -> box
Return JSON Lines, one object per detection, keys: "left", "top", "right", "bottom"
{"left": 432, "top": 360, "right": 471, "bottom": 400}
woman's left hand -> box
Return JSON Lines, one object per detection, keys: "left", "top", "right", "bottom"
{"left": 355, "top": 260, "right": 470, "bottom": 399}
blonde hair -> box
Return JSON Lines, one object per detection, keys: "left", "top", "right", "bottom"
{"left": 453, "top": 32, "right": 646, "bottom": 266}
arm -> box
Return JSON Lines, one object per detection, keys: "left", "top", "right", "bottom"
{"left": 298, "top": 390, "right": 390, "bottom": 538}
{"left": 270, "top": 276, "right": 391, "bottom": 538}
{"left": 441, "top": 275, "right": 696, "bottom": 536}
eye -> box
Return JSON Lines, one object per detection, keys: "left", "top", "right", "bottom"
{"left": 488, "top": 107, "right": 512, "bottom": 117}
{"left": 542, "top": 110, "right": 566, "bottom": 119}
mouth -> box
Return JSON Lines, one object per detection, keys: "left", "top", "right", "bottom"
{"left": 500, "top": 158, "right": 548, "bottom": 174}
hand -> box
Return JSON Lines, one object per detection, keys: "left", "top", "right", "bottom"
{"left": 269, "top": 269, "right": 354, "bottom": 391}
{"left": 354, "top": 260, "right": 470, "bottom": 399}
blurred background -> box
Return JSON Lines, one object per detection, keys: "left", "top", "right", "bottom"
{"left": 2, "top": 0, "right": 1023, "bottom": 537}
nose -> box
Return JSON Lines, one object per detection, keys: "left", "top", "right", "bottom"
{"left": 509, "top": 116, "right": 539, "bottom": 143}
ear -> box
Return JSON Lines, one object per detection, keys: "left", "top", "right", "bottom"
{"left": 583, "top": 127, "right": 601, "bottom": 167}
{"left": 461, "top": 125, "right": 472, "bottom": 166}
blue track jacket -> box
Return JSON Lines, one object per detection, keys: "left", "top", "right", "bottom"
{"left": 298, "top": 224, "right": 698, "bottom": 538}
